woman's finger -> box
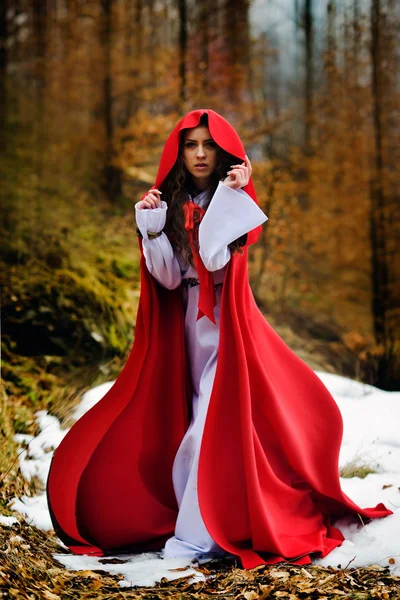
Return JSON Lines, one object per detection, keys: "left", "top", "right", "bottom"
{"left": 137, "top": 199, "right": 152, "bottom": 209}
{"left": 230, "top": 163, "right": 249, "bottom": 177}
{"left": 226, "top": 167, "right": 249, "bottom": 188}
{"left": 230, "top": 163, "right": 247, "bottom": 170}
{"left": 227, "top": 169, "right": 245, "bottom": 185}
{"left": 141, "top": 196, "right": 157, "bottom": 208}
{"left": 228, "top": 167, "right": 248, "bottom": 180}
{"left": 146, "top": 193, "right": 161, "bottom": 207}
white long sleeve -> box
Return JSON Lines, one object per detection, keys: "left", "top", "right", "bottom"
{"left": 135, "top": 201, "right": 182, "bottom": 290}
{"left": 198, "top": 182, "right": 268, "bottom": 272}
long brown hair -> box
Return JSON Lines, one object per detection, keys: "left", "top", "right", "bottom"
{"left": 158, "top": 115, "right": 247, "bottom": 265}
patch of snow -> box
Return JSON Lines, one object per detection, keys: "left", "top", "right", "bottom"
{"left": 71, "top": 381, "right": 115, "bottom": 421}
{"left": 0, "top": 515, "right": 19, "bottom": 527}
{"left": 315, "top": 372, "right": 378, "bottom": 398}
{"left": 14, "top": 434, "right": 34, "bottom": 444}
{"left": 14, "top": 411, "right": 67, "bottom": 485}
{"left": 315, "top": 511, "right": 400, "bottom": 574}
{"left": 9, "top": 374, "right": 400, "bottom": 586}
{"left": 54, "top": 552, "right": 206, "bottom": 587}
{"left": 10, "top": 494, "right": 53, "bottom": 531}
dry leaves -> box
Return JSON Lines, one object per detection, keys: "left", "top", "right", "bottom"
{"left": 1, "top": 520, "right": 400, "bottom": 599}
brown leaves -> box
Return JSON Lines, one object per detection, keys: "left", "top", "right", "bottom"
{"left": 42, "top": 591, "right": 61, "bottom": 600}
{"left": 1, "top": 522, "right": 400, "bottom": 599}
{"left": 227, "top": 563, "right": 400, "bottom": 600}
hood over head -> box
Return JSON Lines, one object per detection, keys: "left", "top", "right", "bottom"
{"left": 153, "top": 109, "right": 262, "bottom": 245}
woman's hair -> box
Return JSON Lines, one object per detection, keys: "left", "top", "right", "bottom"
{"left": 159, "top": 114, "right": 247, "bottom": 265}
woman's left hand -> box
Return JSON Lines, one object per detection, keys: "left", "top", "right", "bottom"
{"left": 223, "top": 155, "right": 252, "bottom": 190}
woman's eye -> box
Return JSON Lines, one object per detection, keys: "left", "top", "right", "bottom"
{"left": 185, "top": 142, "right": 196, "bottom": 147}
{"left": 206, "top": 141, "right": 216, "bottom": 147}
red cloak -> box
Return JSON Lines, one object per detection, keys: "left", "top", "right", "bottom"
{"left": 46, "top": 109, "right": 392, "bottom": 568}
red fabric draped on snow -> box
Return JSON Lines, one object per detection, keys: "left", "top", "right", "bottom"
{"left": 46, "top": 108, "right": 392, "bottom": 563}
{"left": 46, "top": 251, "right": 191, "bottom": 555}
{"left": 197, "top": 248, "right": 391, "bottom": 568}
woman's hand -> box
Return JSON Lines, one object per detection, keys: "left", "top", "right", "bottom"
{"left": 223, "top": 155, "right": 252, "bottom": 190}
{"left": 136, "top": 189, "right": 162, "bottom": 209}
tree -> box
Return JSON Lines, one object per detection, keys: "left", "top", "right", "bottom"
{"left": 178, "top": 0, "right": 187, "bottom": 107}
{"left": 369, "top": 0, "right": 400, "bottom": 388}
{"left": 100, "top": 0, "right": 122, "bottom": 202}
{"left": 0, "top": 0, "right": 7, "bottom": 148}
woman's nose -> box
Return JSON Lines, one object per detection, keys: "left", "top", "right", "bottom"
{"left": 196, "top": 145, "right": 206, "bottom": 157}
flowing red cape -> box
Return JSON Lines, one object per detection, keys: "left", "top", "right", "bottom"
{"left": 46, "top": 109, "right": 392, "bottom": 567}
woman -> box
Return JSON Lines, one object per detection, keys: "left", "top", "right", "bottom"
{"left": 47, "top": 109, "right": 391, "bottom": 569}
{"left": 135, "top": 113, "right": 268, "bottom": 560}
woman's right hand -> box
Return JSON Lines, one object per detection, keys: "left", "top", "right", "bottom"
{"left": 136, "top": 189, "right": 162, "bottom": 209}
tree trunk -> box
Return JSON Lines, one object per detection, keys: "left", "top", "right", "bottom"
{"left": 119, "top": 0, "right": 141, "bottom": 128}
{"left": 178, "top": 0, "right": 187, "bottom": 108}
{"left": 101, "top": 0, "right": 122, "bottom": 202}
{"left": 369, "top": 0, "right": 391, "bottom": 387}
{"left": 0, "top": 0, "right": 7, "bottom": 150}
{"left": 304, "top": 0, "right": 314, "bottom": 155}
{"left": 223, "top": 0, "right": 250, "bottom": 102}
{"left": 199, "top": 0, "right": 209, "bottom": 101}
{"left": 32, "top": 0, "right": 48, "bottom": 230}
{"left": 296, "top": 0, "right": 314, "bottom": 210}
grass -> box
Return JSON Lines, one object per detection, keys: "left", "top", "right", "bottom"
{"left": 340, "top": 462, "right": 377, "bottom": 479}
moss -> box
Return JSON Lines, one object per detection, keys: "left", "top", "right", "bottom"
{"left": 3, "top": 260, "right": 135, "bottom": 362}
{"left": 111, "top": 257, "right": 140, "bottom": 279}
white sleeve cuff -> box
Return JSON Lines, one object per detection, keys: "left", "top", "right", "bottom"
{"left": 135, "top": 201, "right": 167, "bottom": 240}
{"left": 199, "top": 181, "right": 268, "bottom": 263}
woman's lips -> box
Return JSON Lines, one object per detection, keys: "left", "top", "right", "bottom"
{"left": 195, "top": 164, "right": 208, "bottom": 170}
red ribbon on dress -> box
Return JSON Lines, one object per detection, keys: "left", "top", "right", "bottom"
{"left": 183, "top": 200, "right": 217, "bottom": 324}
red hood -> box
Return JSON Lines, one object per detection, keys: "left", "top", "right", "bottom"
{"left": 153, "top": 109, "right": 262, "bottom": 245}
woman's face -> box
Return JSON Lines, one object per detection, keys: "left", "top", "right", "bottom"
{"left": 182, "top": 125, "right": 218, "bottom": 189}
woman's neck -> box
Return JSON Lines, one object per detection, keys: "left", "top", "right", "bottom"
{"left": 193, "top": 177, "right": 211, "bottom": 192}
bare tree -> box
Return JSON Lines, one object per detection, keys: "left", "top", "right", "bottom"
{"left": 0, "top": 0, "right": 7, "bottom": 148}
{"left": 101, "top": 0, "right": 122, "bottom": 202}
{"left": 369, "top": 0, "right": 391, "bottom": 386}
{"left": 304, "top": 0, "right": 314, "bottom": 155}
{"left": 178, "top": 0, "right": 187, "bottom": 107}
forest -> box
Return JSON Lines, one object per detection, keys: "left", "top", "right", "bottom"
{"left": 1, "top": 0, "right": 400, "bottom": 597}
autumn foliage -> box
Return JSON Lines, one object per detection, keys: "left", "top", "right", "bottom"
{"left": 1, "top": 0, "right": 399, "bottom": 389}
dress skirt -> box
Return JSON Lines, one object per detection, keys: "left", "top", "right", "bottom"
{"left": 163, "top": 270, "right": 227, "bottom": 558}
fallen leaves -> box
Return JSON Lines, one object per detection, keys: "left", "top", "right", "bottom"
{"left": 1, "top": 520, "right": 400, "bottom": 599}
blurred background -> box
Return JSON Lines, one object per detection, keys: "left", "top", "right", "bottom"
{"left": 1, "top": 0, "right": 400, "bottom": 471}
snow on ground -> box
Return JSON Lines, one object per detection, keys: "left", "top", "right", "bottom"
{"left": 6, "top": 372, "right": 400, "bottom": 586}
{"left": 54, "top": 552, "right": 207, "bottom": 588}
{"left": 0, "top": 515, "right": 19, "bottom": 527}
{"left": 9, "top": 412, "right": 67, "bottom": 531}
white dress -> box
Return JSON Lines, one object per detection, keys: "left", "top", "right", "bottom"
{"left": 135, "top": 181, "right": 267, "bottom": 558}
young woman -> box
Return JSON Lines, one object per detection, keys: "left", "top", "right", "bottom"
{"left": 47, "top": 109, "right": 391, "bottom": 569}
